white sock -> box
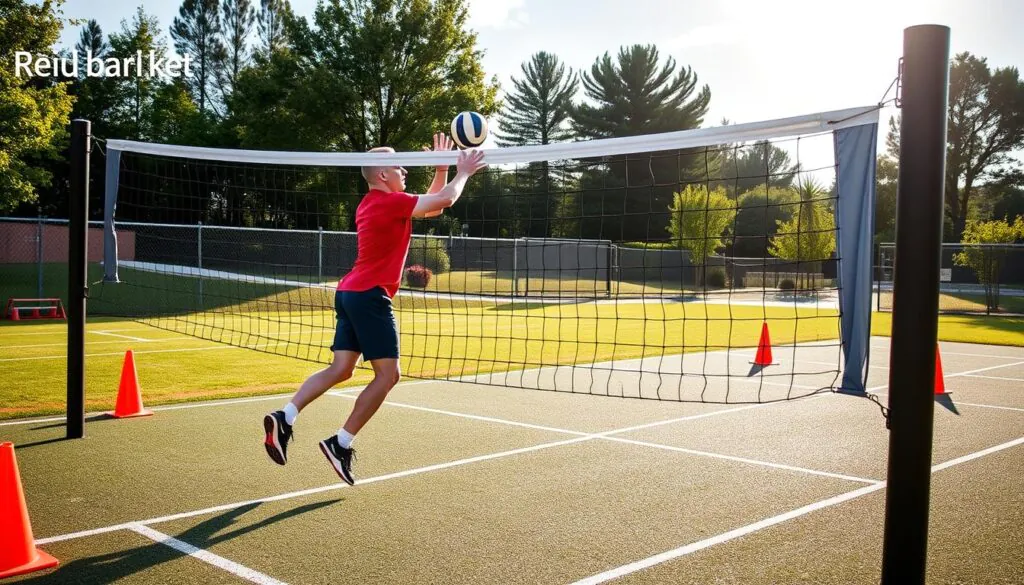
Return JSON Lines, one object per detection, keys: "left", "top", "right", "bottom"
{"left": 336, "top": 429, "right": 355, "bottom": 449}
{"left": 282, "top": 402, "right": 299, "bottom": 426}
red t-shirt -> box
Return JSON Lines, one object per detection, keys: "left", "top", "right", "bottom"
{"left": 338, "top": 190, "right": 418, "bottom": 298}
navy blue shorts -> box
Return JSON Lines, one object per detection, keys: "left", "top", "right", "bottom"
{"left": 330, "top": 288, "right": 400, "bottom": 361}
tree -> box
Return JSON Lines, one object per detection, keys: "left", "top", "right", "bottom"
{"left": 721, "top": 140, "right": 798, "bottom": 194}
{"left": 495, "top": 51, "right": 578, "bottom": 237}
{"left": 667, "top": 185, "right": 735, "bottom": 283}
{"left": 171, "top": 0, "right": 226, "bottom": 115}
{"left": 219, "top": 0, "right": 256, "bottom": 103}
{"left": 953, "top": 217, "right": 1024, "bottom": 314}
{"left": 496, "top": 51, "right": 577, "bottom": 147}
{"left": 570, "top": 44, "right": 712, "bottom": 242}
{"left": 76, "top": 19, "right": 108, "bottom": 72}
{"left": 732, "top": 185, "right": 799, "bottom": 257}
{"left": 0, "top": 0, "right": 74, "bottom": 211}
{"left": 945, "top": 52, "right": 1024, "bottom": 240}
{"left": 768, "top": 180, "right": 836, "bottom": 288}
{"left": 875, "top": 117, "right": 900, "bottom": 245}
{"left": 71, "top": 20, "right": 118, "bottom": 139}
{"left": 256, "top": 0, "right": 291, "bottom": 55}
{"left": 573, "top": 44, "right": 709, "bottom": 139}
{"left": 275, "top": 0, "right": 498, "bottom": 151}
{"left": 108, "top": 7, "right": 166, "bottom": 139}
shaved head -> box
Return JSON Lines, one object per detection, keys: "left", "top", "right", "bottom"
{"left": 361, "top": 146, "right": 396, "bottom": 184}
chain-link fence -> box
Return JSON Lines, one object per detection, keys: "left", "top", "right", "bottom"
{"left": 0, "top": 216, "right": 80, "bottom": 313}
{"left": 876, "top": 242, "right": 1024, "bottom": 315}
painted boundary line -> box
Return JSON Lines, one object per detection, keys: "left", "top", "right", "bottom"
{"left": 0, "top": 386, "right": 394, "bottom": 427}
{"left": 327, "top": 392, "right": 876, "bottom": 484}
{"left": 130, "top": 524, "right": 287, "bottom": 585}
{"left": 569, "top": 436, "right": 1024, "bottom": 585}
{"left": 36, "top": 398, "right": 799, "bottom": 545}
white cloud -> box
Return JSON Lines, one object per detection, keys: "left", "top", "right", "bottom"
{"left": 467, "top": 0, "right": 528, "bottom": 30}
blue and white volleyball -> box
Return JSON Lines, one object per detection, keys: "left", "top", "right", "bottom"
{"left": 451, "top": 111, "right": 488, "bottom": 149}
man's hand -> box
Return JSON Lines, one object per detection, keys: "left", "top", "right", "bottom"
{"left": 424, "top": 132, "right": 455, "bottom": 171}
{"left": 456, "top": 149, "right": 487, "bottom": 177}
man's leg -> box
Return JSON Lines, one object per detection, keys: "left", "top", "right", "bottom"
{"left": 264, "top": 350, "right": 359, "bottom": 465}
{"left": 291, "top": 350, "right": 361, "bottom": 410}
{"left": 319, "top": 359, "right": 399, "bottom": 485}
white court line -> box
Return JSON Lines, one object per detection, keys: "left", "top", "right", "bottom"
{"left": 871, "top": 344, "right": 1023, "bottom": 360}
{"left": 0, "top": 342, "right": 293, "bottom": 362}
{"left": 91, "top": 330, "right": 151, "bottom": 342}
{"left": 130, "top": 524, "right": 287, "bottom": 585}
{"left": 871, "top": 359, "right": 1024, "bottom": 397}
{"left": 0, "top": 327, "right": 158, "bottom": 338}
{"left": 326, "top": 392, "right": 870, "bottom": 483}
{"left": 953, "top": 402, "right": 1024, "bottom": 413}
{"left": 569, "top": 436, "right": 1024, "bottom": 585}
{"left": 0, "top": 338, "right": 187, "bottom": 350}
{"left": 0, "top": 385, "right": 401, "bottom": 427}
{"left": 37, "top": 399, "right": 792, "bottom": 545}
{"left": 963, "top": 374, "right": 1024, "bottom": 383}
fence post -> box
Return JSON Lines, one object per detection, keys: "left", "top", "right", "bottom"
{"left": 36, "top": 210, "right": 44, "bottom": 299}
{"left": 318, "top": 226, "right": 323, "bottom": 283}
{"left": 197, "top": 221, "right": 203, "bottom": 306}
{"left": 512, "top": 237, "right": 518, "bottom": 297}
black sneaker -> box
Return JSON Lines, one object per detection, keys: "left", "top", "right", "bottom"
{"left": 319, "top": 435, "right": 356, "bottom": 485}
{"left": 263, "top": 411, "right": 293, "bottom": 465}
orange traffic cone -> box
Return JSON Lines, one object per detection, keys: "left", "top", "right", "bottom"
{"left": 750, "top": 322, "right": 778, "bottom": 366}
{"left": 110, "top": 350, "right": 153, "bottom": 418}
{"left": 934, "top": 345, "right": 949, "bottom": 396}
{"left": 0, "top": 442, "right": 59, "bottom": 579}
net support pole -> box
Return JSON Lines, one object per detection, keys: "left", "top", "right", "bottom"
{"left": 67, "top": 119, "right": 91, "bottom": 440}
{"left": 103, "top": 148, "right": 121, "bottom": 283}
{"left": 881, "top": 24, "right": 950, "bottom": 585}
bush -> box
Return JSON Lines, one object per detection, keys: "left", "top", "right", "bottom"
{"left": 404, "top": 265, "right": 433, "bottom": 288}
{"left": 407, "top": 235, "right": 451, "bottom": 274}
{"left": 778, "top": 278, "right": 796, "bottom": 291}
{"left": 705, "top": 267, "right": 726, "bottom": 288}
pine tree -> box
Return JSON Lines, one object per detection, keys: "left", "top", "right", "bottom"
{"left": 573, "top": 44, "right": 709, "bottom": 139}
{"left": 495, "top": 51, "right": 578, "bottom": 237}
{"left": 256, "top": 0, "right": 292, "bottom": 55}
{"left": 569, "top": 44, "right": 712, "bottom": 242}
{"left": 219, "top": 0, "right": 256, "bottom": 102}
{"left": 108, "top": 7, "right": 166, "bottom": 139}
{"left": 496, "top": 52, "right": 577, "bottom": 146}
{"left": 171, "top": 0, "right": 226, "bottom": 114}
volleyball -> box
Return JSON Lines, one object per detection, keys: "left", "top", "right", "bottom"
{"left": 451, "top": 111, "right": 488, "bottom": 149}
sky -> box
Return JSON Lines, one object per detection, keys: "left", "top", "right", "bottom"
{"left": 52, "top": 0, "right": 1024, "bottom": 153}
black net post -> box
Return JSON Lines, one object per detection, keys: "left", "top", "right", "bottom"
{"left": 67, "top": 119, "right": 91, "bottom": 439}
{"left": 881, "top": 25, "right": 950, "bottom": 585}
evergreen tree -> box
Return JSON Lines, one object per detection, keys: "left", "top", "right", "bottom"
{"left": 108, "top": 7, "right": 166, "bottom": 139}
{"left": 256, "top": 0, "right": 292, "bottom": 55}
{"left": 219, "top": 0, "right": 256, "bottom": 102}
{"left": 171, "top": 0, "right": 226, "bottom": 114}
{"left": 495, "top": 51, "right": 578, "bottom": 237}
{"left": 496, "top": 52, "right": 577, "bottom": 146}
{"left": 569, "top": 45, "right": 712, "bottom": 242}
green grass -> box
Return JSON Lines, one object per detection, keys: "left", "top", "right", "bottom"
{"left": 0, "top": 298, "right": 839, "bottom": 419}
{"left": 2, "top": 262, "right": 1020, "bottom": 420}
{"left": 871, "top": 312, "right": 1024, "bottom": 347}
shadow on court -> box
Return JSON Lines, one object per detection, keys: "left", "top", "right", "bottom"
{"left": 13, "top": 500, "right": 340, "bottom": 585}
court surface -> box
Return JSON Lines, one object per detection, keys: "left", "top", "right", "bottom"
{"left": 2, "top": 334, "right": 1022, "bottom": 584}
